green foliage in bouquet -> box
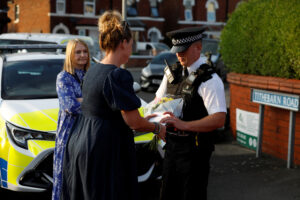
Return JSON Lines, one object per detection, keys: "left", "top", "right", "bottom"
{"left": 144, "top": 134, "right": 159, "bottom": 152}
{"left": 220, "top": 0, "right": 300, "bottom": 79}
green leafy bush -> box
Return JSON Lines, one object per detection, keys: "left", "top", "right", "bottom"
{"left": 220, "top": 0, "right": 300, "bottom": 79}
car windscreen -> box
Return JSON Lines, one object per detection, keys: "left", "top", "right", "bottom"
{"left": 150, "top": 53, "right": 178, "bottom": 65}
{"left": 2, "top": 59, "right": 64, "bottom": 99}
{"left": 201, "top": 40, "right": 219, "bottom": 55}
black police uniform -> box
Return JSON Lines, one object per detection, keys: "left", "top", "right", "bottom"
{"left": 160, "top": 27, "right": 215, "bottom": 200}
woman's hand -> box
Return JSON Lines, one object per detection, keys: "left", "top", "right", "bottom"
{"left": 144, "top": 114, "right": 157, "bottom": 121}
{"left": 76, "top": 98, "right": 83, "bottom": 103}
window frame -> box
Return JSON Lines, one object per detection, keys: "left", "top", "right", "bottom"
{"left": 205, "top": 0, "right": 219, "bottom": 22}
{"left": 183, "top": 0, "right": 195, "bottom": 21}
{"left": 14, "top": 4, "right": 19, "bottom": 23}
{"left": 84, "top": 0, "right": 95, "bottom": 16}
{"left": 56, "top": 0, "right": 65, "bottom": 14}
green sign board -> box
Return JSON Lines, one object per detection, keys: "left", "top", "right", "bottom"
{"left": 236, "top": 109, "right": 259, "bottom": 150}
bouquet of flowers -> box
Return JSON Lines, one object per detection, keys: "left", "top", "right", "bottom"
{"left": 143, "top": 96, "right": 183, "bottom": 151}
{"left": 144, "top": 96, "right": 183, "bottom": 122}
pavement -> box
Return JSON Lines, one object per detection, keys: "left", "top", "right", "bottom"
{"left": 207, "top": 129, "right": 300, "bottom": 200}
{"left": 139, "top": 129, "right": 300, "bottom": 200}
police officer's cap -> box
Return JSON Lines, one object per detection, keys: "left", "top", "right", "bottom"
{"left": 167, "top": 27, "right": 206, "bottom": 53}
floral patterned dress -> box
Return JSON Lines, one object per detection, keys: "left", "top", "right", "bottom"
{"left": 52, "top": 69, "right": 85, "bottom": 200}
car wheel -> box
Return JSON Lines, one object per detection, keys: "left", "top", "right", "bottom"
{"left": 141, "top": 86, "right": 148, "bottom": 92}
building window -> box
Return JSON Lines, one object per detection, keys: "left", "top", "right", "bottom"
{"left": 183, "top": 0, "right": 195, "bottom": 21}
{"left": 78, "top": 29, "right": 86, "bottom": 36}
{"left": 205, "top": 0, "right": 219, "bottom": 22}
{"left": 56, "top": 0, "right": 65, "bottom": 14}
{"left": 127, "top": 0, "right": 138, "bottom": 17}
{"left": 149, "top": 0, "right": 159, "bottom": 17}
{"left": 14, "top": 4, "right": 19, "bottom": 22}
{"left": 84, "top": 0, "right": 95, "bottom": 16}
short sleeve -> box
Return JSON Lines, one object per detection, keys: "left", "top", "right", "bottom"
{"left": 103, "top": 68, "right": 141, "bottom": 111}
{"left": 198, "top": 74, "right": 227, "bottom": 115}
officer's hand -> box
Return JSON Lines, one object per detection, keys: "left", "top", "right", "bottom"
{"left": 163, "top": 111, "right": 175, "bottom": 117}
{"left": 157, "top": 124, "right": 166, "bottom": 142}
{"left": 160, "top": 116, "right": 187, "bottom": 131}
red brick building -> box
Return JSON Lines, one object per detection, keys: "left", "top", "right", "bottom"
{"left": 6, "top": 0, "right": 242, "bottom": 45}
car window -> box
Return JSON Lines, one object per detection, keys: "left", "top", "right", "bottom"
{"left": 153, "top": 43, "right": 170, "bottom": 51}
{"left": 2, "top": 59, "right": 64, "bottom": 99}
{"left": 151, "top": 53, "right": 178, "bottom": 65}
{"left": 201, "top": 40, "right": 219, "bottom": 55}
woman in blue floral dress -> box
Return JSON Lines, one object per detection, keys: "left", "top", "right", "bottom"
{"left": 52, "top": 39, "right": 90, "bottom": 200}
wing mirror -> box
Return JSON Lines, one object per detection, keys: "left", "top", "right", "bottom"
{"left": 133, "top": 82, "right": 141, "bottom": 93}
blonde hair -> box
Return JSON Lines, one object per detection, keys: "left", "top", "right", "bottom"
{"left": 63, "top": 39, "right": 90, "bottom": 74}
{"left": 98, "top": 10, "right": 132, "bottom": 53}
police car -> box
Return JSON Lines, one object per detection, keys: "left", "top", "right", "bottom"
{"left": 0, "top": 45, "right": 162, "bottom": 192}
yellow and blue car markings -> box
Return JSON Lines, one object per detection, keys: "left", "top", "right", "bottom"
{"left": 0, "top": 99, "right": 157, "bottom": 191}
{"left": 0, "top": 99, "right": 58, "bottom": 191}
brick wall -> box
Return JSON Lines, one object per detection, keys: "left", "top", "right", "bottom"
{"left": 228, "top": 73, "right": 300, "bottom": 165}
{"left": 7, "top": 0, "right": 50, "bottom": 33}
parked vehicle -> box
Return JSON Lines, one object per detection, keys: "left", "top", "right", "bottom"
{"left": 0, "top": 33, "right": 99, "bottom": 59}
{"left": 0, "top": 46, "right": 162, "bottom": 192}
{"left": 140, "top": 51, "right": 178, "bottom": 91}
{"left": 136, "top": 42, "right": 170, "bottom": 56}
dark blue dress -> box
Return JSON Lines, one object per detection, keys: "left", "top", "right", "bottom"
{"left": 52, "top": 69, "right": 85, "bottom": 200}
{"left": 61, "top": 64, "right": 141, "bottom": 200}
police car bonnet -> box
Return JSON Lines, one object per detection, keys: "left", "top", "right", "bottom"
{"left": 166, "top": 27, "right": 206, "bottom": 53}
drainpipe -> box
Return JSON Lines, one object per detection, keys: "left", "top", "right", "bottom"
{"left": 121, "top": 0, "right": 127, "bottom": 68}
{"left": 225, "top": 0, "right": 229, "bottom": 21}
{"left": 110, "top": 0, "right": 113, "bottom": 10}
{"left": 122, "top": 0, "right": 127, "bottom": 20}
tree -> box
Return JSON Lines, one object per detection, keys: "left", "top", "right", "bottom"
{"left": 220, "top": 0, "right": 300, "bottom": 79}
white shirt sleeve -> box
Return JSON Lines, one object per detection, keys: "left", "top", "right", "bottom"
{"left": 198, "top": 74, "right": 227, "bottom": 115}
{"left": 155, "top": 75, "right": 168, "bottom": 99}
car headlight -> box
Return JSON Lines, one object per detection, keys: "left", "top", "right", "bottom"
{"left": 141, "top": 66, "right": 152, "bottom": 77}
{"left": 6, "top": 122, "right": 56, "bottom": 149}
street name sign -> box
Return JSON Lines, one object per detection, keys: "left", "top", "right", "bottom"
{"left": 251, "top": 89, "right": 299, "bottom": 111}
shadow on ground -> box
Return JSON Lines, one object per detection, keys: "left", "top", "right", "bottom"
{"left": 208, "top": 129, "right": 300, "bottom": 200}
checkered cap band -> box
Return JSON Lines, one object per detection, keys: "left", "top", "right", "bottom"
{"left": 172, "top": 33, "right": 203, "bottom": 46}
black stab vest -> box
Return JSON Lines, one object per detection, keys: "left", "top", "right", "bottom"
{"left": 165, "top": 62, "right": 216, "bottom": 150}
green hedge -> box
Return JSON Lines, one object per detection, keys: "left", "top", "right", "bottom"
{"left": 220, "top": 0, "right": 300, "bottom": 79}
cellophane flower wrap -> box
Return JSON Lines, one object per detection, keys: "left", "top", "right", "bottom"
{"left": 144, "top": 96, "right": 183, "bottom": 123}
{"left": 143, "top": 96, "right": 183, "bottom": 151}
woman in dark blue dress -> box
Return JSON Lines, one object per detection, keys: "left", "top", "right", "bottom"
{"left": 61, "top": 10, "right": 166, "bottom": 200}
{"left": 52, "top": 39, "right": 90, "bottom": 200}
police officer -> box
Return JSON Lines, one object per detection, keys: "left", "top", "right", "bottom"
{"left": 157, "top": 27, "right": 227, "bottom": 200}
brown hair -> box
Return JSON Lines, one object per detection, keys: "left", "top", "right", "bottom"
{"left": 98, "top": 10, "right": 132, "bottom": 53}
{"left": 63, "top": 39, "right": 90, "bottom": 74}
